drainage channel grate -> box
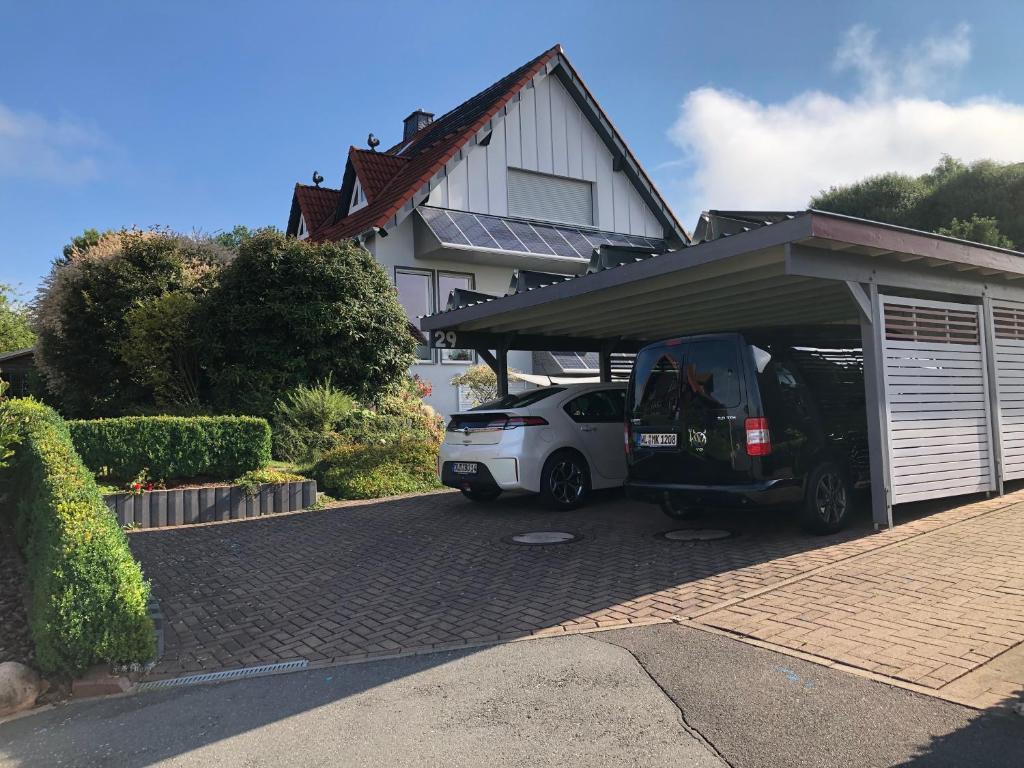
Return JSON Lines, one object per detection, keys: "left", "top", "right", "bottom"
{"left": 503, "top": 531, "right": 582, "bottom": 545}
{"left": 136, "top": 660, "right": 309, "bottom": 692}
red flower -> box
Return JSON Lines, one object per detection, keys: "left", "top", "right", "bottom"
{"left": 146, "top": 483, "right": 153, "bottom": 491}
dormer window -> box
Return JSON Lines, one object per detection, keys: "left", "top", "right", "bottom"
{"left": 351, "top": 180, "right": 366, "bottom": 211}
{"left": 297, "top": 214, "right": 308, "bottom": 239}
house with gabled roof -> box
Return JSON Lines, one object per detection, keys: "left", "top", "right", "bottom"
{"left": 286, "top": 44, "right": 688, "bottom": 416}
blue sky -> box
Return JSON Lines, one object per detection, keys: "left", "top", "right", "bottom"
{"left": 3, "top": 0, "right": 1023, "bottom": 294}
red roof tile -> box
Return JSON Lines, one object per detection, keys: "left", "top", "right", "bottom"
{"left": 348, "top": 149, "right": 408, "bottom": 201}
{"left": 312, "top": 45, "right": 561, "bottom": 242}
{"left": 293, "top": 183, "right": 341, "bottom": 233}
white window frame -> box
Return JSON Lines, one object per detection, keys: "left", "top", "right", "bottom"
{"left": 351, "top": 180, "right": 366, "bottom": 212}
{"left": 296, "top": 214, "right": 308, "bottom": 239}
{"left": 437, "top": 271, "right": 476, "bottom": 365}
{"left": 395, "top": 267, "right": 435, "bottom": 364}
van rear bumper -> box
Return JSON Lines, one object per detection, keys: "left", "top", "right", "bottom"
{"left": 625, "top": 478, "right": 802, "bottom": 508}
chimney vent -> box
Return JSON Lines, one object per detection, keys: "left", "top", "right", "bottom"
{"left": 403, "top": 109, "right": 434, "bottom": 141}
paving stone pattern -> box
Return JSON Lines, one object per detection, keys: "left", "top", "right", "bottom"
{"left": 129, "top": 488, "right": 1024, "bottom": 690}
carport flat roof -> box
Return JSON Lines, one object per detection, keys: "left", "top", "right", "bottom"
{"left": 420, "top": 210, "right": 1024, "bottom": 347}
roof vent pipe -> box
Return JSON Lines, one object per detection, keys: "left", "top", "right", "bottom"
{"left": 403, "top": 109, "right": 434, "bottom": 141}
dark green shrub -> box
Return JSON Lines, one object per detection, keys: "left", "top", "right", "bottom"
{"left": 1, "top": 398, "right": 153, "bottom": 674}
{"left": 200, "top": 231, "right": 414, "bottom": 416}
{"left": 68, "top": 415, "right": 271, "bottom": 482}
{"left": 311, "top": 439, "right": 440, "bottom": 499}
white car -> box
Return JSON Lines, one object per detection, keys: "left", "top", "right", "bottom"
{"left": 438, "top": 383, "right": 628, "bottom": 509}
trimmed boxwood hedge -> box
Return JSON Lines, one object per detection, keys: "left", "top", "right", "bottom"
{"left": 68, "top": 415, "right": 271, "bottom": 482}
{"left": 1, "top": 399, "right": 154, "bottom": 674}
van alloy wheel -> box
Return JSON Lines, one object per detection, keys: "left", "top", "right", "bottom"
{"left": 549, "top": 460, "right": 584, "bottom": 505}
{"left": 814, "top": 471, "right": 847, "bottom": 524}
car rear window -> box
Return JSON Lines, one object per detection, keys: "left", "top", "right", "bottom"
{"left": 632, "top": 349, "right": 682, "bottom": 420}
{"left": 471, "top": 387, "right": 566, "bottom": 411}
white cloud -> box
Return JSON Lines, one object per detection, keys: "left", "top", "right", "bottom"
{"left": 0, "top": 102, "right": 103, "bottom": 183}
{"left": 667, "top": 23, "right": 1024, "bottom": 223}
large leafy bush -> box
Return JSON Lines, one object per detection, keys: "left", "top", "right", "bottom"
{"left": 200, "top": 231, "right": 414, "bottom": 416}
{"left": 311, "top": 439, "right": 440, "bottom": 499}
{"left": 34, "top": 230, "right": 231, "bottom": 416}
{"left": 1, "top": 398, "right": 153, "bottom": 673}
{"left": 68, "top": 415, "right": 271, "bottom": 483}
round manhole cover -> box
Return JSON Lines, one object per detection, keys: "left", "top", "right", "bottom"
{"left": 505, "top": 531, "right": 581, "bottom": 545}
{"left": 661, "top": 528, "right": 734, "bottom": 542}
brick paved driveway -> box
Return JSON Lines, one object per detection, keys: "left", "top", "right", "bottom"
{"left": 130, "top": 488, "right": 1024, "bottom": 701}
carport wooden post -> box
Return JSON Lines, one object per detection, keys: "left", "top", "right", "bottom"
{"left": 849, "top": 281, "right": 894, "bottom": 530}
{"left": 476, "top": 343, "right": 511, "bottom": 397}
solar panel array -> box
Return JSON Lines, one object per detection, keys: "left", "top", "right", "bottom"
{"left": 419, "top": 206, "right": 665, "bottom": 260}
{"left": 551, "top": 351, "right": 600, "bottom": 371}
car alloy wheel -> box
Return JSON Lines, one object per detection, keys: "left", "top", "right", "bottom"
{"left": 548, "top": 459, "right": 585, "bottom": 505}
{"left": 814, "top": 470, "right": 847, "bottom": 524}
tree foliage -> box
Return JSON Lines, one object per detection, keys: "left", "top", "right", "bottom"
{"left": 0, "top": 284, "right": 35, "bottom": 353}
{"left": 811, "top": 156, "right": 1024, "bottom": 248}
{"left": 200, "top": 231, "right": 414, "bottom": 416}
{"left": 34, "top": 230, "right": 231, "bottom": 416}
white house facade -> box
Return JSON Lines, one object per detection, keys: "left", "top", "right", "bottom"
{"left": 286, "top": 45, "right": 688, "bottom": 417}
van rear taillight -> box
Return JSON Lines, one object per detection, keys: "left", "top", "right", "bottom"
{"left": 745, "top": 417, "right": 771, "bottom": 456}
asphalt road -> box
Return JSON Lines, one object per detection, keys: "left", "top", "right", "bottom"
{"left": 0, "top": 625, "right": 1020, "bottom": 767}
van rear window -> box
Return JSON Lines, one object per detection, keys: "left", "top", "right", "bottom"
{"left": 633, "top": 350, "right": 681, "bottom": 419}
{"left": 684, "top": 340, "right": 741, "bottom": 408}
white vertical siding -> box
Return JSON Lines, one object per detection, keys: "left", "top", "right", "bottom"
{"left": 466, "top": 142, "right": 488, "bottom": 213}
{"left": 436, "top": 74, "right": 664, "bottom": 237}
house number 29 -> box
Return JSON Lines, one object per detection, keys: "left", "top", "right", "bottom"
{"left": 433, "top": 331, "right": 458, "bottom": 348}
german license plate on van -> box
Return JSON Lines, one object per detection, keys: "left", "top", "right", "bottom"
{"left": 452, "top": 462, "right": 478, "bottom": 474}
{"left": 638, "top": 433, "right": 677, "bottom": 448}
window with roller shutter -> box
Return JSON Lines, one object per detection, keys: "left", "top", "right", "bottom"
{"left": 507, "top": 168, "right": 594, "bottom": 227}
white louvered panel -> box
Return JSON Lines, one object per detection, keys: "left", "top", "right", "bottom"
{"left": 507, "top": 168, "right": 594, "bottom": 227}
{"left": 881, "top": 296, "right": 995, "bottom": 504}
{"left": 990, "top": 301, "right": 1024, "bottom": 479}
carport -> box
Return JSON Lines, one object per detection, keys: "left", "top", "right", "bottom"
{"left": 420, "top": 210, "right": 1024, "bottom": 529}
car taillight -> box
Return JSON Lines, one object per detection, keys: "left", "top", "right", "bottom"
{"left": 501, "top": 416, "right": 548, "bottom": 429}
{"left": 745, "top": 417, "right": 771, "bottom": 456}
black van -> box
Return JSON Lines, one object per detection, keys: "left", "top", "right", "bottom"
{"left": 625, "top": 328, "right": 869, "bottom": 533}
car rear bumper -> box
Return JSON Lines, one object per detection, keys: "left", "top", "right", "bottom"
{"left": 625, "top": 478, "right": 802, "bottom": 508}
{"left": 440, "top": 459, "right": 520, "bottom": 492}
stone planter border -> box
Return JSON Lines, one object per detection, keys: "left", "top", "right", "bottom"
{"left": 103, "top": 480, "right": 317, "bottom": 529}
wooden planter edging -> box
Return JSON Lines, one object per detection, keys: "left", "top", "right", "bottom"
{"left": 103, "top": 480, "right": 317, "bottom": 529}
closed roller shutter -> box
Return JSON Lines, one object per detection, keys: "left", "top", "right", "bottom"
{"left": 881, "top": 296, "right": 996, "bottom": 504}
{"left": 990, "top": 301, "right": 1024, "bottom": 480}
{"left": 507, "top": 168, "right": 594, "bottom": 227}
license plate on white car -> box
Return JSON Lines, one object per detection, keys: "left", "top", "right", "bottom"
{"left": 452, "top": 462, "right": 478, "bottom": 474}
{"left": 638, "top": 433, "right": 677, "bottom": 448}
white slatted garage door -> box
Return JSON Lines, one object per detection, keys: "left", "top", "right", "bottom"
{"left": 990, "top": 301, "right": 1024, "bottom": 480}
{"left": 881, "top": 296, "right": 996, "bottom": 504}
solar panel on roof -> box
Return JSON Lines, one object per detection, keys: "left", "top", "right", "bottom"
{"left": 448, "top": 210, "right": 500, "bottom": 249}
{"left": 533, "top": 224, "right": 581, "bottom": 258}
{"left": 416, "top": 206, "right": 668, "bottom": 261}
{"left": 479, "top": 217, "right": 526, "bottom": 251}
{"left": 503, "top": 220, "right": 555, "bottom": 255}
{"left": 419, "top": 207, "right": 471, "bottom": 245}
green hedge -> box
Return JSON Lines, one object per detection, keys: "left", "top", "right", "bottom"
{"left": 68, "top": 415, "right": 271, "bottom": 482}
{"left": 311, "top": 439, "right": 440, "bottom": 499}
{"left": 1, "top": 399, "right": 153, "bottom": 674}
